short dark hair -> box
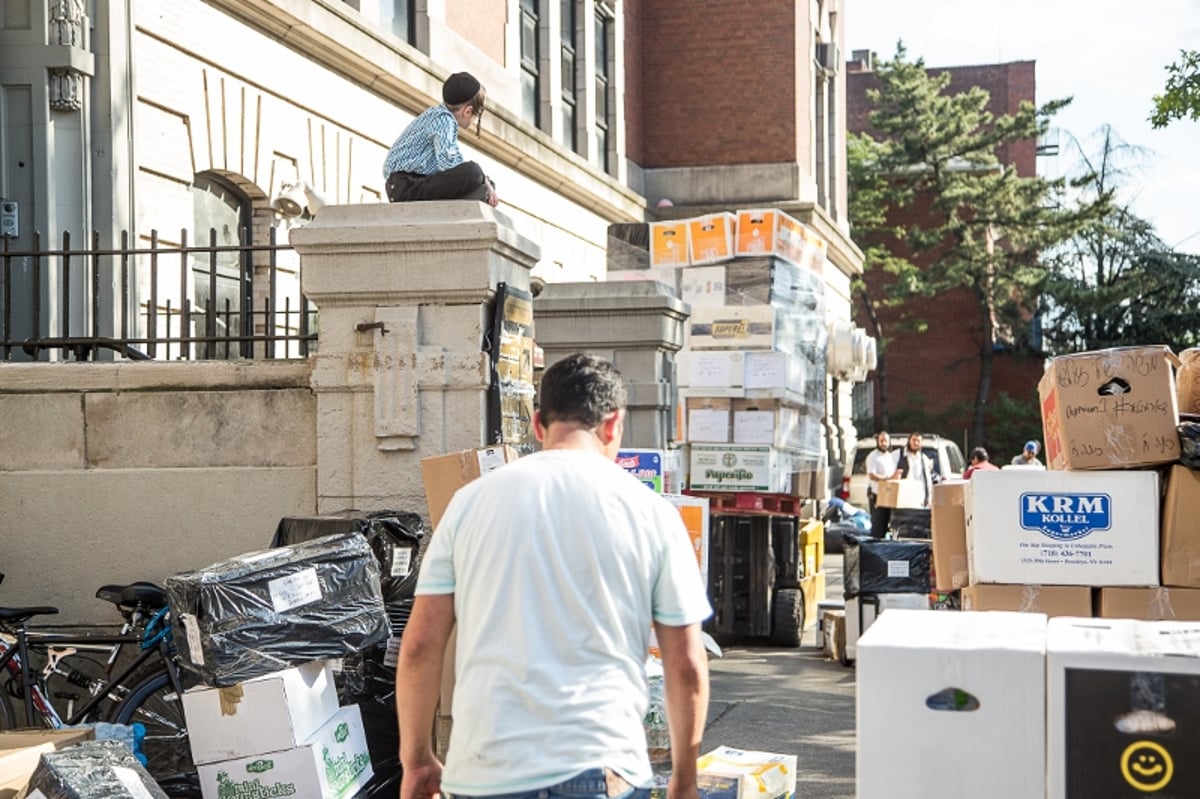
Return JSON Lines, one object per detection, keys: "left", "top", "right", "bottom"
{"left": 970, "top": 446, "right": 989, "bottom": 463}
{"left": 538, "top": 353, "right": 627, "bottom": 429}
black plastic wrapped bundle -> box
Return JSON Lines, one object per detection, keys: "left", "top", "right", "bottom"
{"left": 842, "top": 534, "right": 931, "bottom": 598}
{"left": 270, "top": 509, "right": 425, "bottom": 608}
{"left": 24, "top": 739, "right": 168, "bottom": 799}
{"left": 1179, "top": 420, "right": 1200, "bottom": 468}
{"left": 165, "top": 532, "right": 390, "bottom": 686}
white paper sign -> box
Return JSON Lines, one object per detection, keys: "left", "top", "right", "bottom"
{"left": 887, "top": 561, "right": 911, "bottom": 578}
{"left": 476, "top": 447, "right": 508, "bottom": 473}
{"left": 268, "top": 567, "right": 323, "bottom": 613}
{"left": 180, "top": 613, "right": 205, "bottom": 665}
{"left": 391, "top": 548, "right": 413, "bottom": 578}
{"left": 384, "top": 636, "right": 402, "bottom": 668}
{"left": 744, "top": 351, "right": 788, "bottom": 389}
{"left": 688, "top": 408, "right": 730, "bottom": 443}
{"left": 688, "top": 351, "right": 742, "bottom": 387}
{"left": 679, "top": 266, "right": 727, "bottom": 308}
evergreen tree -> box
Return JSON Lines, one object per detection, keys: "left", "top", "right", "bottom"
{"left": 848, "top": 45, "right": 1106, "bottom": 445}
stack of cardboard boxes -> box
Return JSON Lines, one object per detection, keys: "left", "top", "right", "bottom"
{"left": 931, "top": 344, "right": 1200, "bottom": 620}
{"left": 609, "top": 209, "right": 831, "bottom": 497}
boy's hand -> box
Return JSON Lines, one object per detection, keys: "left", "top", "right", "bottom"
{"left": 485, "top": 179, "right": 499, "bottom": 207}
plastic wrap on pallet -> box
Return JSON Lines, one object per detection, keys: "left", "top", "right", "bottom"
{"left": 24, "top": 739, "right": 168, "bottom": 799}
{"left": 1179, "top": 421, "right": 1200, "bottom": 468}
{"left": 842, "top": 535, "right": 931, "bottom": 598}
{"left": 165, "top": 532, "right": 390, "bottom": 687}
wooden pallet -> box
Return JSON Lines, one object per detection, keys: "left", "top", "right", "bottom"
{"left": 685, "top": 490, "right": 801, "bottom": 515}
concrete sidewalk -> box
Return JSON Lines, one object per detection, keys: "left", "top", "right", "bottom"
{"left": 699, "top": 555, "right": 855, "bottom": 799}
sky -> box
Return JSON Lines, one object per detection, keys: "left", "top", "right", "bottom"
{"left": 846, "top": 0, "right": 1200, "bottom": 254}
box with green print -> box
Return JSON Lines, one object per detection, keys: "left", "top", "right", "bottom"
{"left": 197, "top": 704, "right": 373, "bottom": 799}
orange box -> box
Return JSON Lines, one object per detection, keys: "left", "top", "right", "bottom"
{"left": 688, "top": 213, "right": 736, "bottom": 265}
{"left": 735, "top": 209, "right": 781, "bottom": 256}
{"left": 798, "top": 227, "right": 827, "bottom": 274}
{"left": 650, "top": 221, "right": 690, "bottom": 267}
{"left": 776, "top": 213, "right": 807, "bottom": 265}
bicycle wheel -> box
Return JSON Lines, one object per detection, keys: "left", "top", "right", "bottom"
{"left": 110, "top": 669, "right": 196, "bottom": 789}
{"left": 0, "top": 681, "right": 14, "bottom": 729}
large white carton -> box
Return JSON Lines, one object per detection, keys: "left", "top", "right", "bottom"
{"left": 965, "top": 469, "right": 1159, "bottom": 586}
{"left": 696, "top": 745, "right": 797, "bottom": 799}
{"left": 857, "top": 610, "right": 1048, "bottom": 799}
{"left": 197, "top": 704, "right": 373, "bottom": 799}
{"left": 183, "top": 660, "right": 340, "bottom": 765}
{"left": 1046, "top": 617, "right": 1200, "bottom": 798}
{"left": 688, "top": 445, "right": 792, "bottom": 493}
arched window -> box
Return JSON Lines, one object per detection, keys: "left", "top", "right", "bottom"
{"left": 191, "top": 174, "right": 251, "bottom": 358}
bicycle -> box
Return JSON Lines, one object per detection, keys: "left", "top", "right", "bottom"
{"left": 0, "top": 572, "right": 199, "bottom": 796}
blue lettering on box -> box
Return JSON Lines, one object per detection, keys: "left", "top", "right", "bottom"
{"left": 1019, "top": 493, "right": 1111, "bottom": 540}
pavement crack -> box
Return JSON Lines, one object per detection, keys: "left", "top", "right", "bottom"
{"left": 705, "top": 699, "right": 742, "bottom": 731}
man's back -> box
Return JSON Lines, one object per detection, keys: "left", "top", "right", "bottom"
{"left": 417, "top": 448, "right": 708, "bottom": 795}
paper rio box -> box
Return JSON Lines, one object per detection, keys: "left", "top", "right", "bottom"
{"left": 197, "top": 705, "right": 373, "bottom": 799}
{"left": 688, "top": 445, "right": 792, "bottom": 493}
{"left": 966, "top": 469, "right": 1159, "bottom": 586}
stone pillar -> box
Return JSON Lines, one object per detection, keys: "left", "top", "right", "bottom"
{"left": 535, "top": 281, "right": 688, "bottom": 449}
{"left": 291, "top": 202, "right": 538, "bottom": 514}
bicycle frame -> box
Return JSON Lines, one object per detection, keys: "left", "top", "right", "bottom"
{"left": 0, "top": 616, "right": 187, "bottom": 728}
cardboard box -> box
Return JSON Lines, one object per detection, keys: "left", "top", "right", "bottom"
{"left": 421, "top": 445, "right": 518, "bottom": 530}
{"left": 664, "top": 493, "right": 710, "bottom": 584}
{"left": 687, "top": 445, "right": 793, "bottom": 493}
{"left": 857, "top": 610, "right": 1048, "bottom": 799}
{"left": 1177, "top": 346, "right": 1200, "bottom": 414}
{"left": 182, "top": 660, "right": 339, "bottom": 765}
{"left": 649, "top": 221, "right": 689, "bottom": 267}
{"left": 696, "top": 746, "right": 797, "bottom": 799}
{"left": 800, "top": 571, "right": 826, "bottom": 629}
{"left": 800, "top": 519, "right": 825, "bottom": 576}
{"left": 687, "top": 213, "right": 737, "bottom": 265}
{"left": 775, "top": 212, "right": 807, "bottom": 266}
{"left": 1162, "top": 465, "right": 1200, "bottom": 588}
{"left": 743, "top": 350, "right": 807, "bottom": 394}
{"left": 616, "top": 448, "right": 683, "bottom": 494}
{"left": 966, "top": 468, "right": 1159, "bottom": 587}
{"left": 845, "top": 593, "right": 931, "bottom": 661}
{"left": 1098, "top": 587, "right": 1200, "bottom": 620}
{"left": 1047, "top": 617, "right": 1200, "bottom": 798}
{"left": 197, "top": 704, "right": 373, "bottom": 799}
{"left": 680, "top": 350, "right": 746, "bottom": 391}
{"left": 686, "top": 400, "right": 732, "bottom": 444}
{"left": 734, "top": 209, "right": 784, "bottom": 257}
{"left": 1038, "top": 345, "right": 1180, "bottom": 470}
{"left": 679, "top": 265, "right": 727, "bottom": 308}
{"left": 931, "top": 481, "right": 969, "bottom": 591}
{"left": 0, "top": 729, "right": 93, "bottom": 799}
{"left": 688, "top": 305, "right": 779, "bottom": 351}
{"left": 961, "top": 584, "right": 1093, "bottom": 617}
{"left": 875, "top": 478, "right": 926, "bottom": 509}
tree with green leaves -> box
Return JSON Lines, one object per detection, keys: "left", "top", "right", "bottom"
{"left": 1044, "top": 126, "right": 1200, "bottom": 353}
{"left": 848, "top": 45, "right": 1107, "bottom": 446}
{"left": 1150, "top": 49, "right": 1200, "bottom": 128}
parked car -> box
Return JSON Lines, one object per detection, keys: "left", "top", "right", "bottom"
{"left": 839, "top": 434, "right": 966, "bottom": 506}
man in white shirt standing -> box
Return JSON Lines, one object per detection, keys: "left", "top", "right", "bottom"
{"left": 865, "top": 431, "right": 896, "bottom": 537}
{"left": 395, "top": 353, "right": 712, "bottom": 799}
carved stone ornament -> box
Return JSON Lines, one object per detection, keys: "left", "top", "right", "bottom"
{"left": 49, "top": 0, "right": 86, "bottom": 47}
{"left": 49, "top": 68, "right": 83, "bottom": 111}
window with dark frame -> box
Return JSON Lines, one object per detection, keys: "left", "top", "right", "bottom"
{"left": 592, "top": 8, "right": 611, "bottom": 173}
{"left": 559, "top": 0, "right": 578, "bottom": 152}
{"left": 520, "top": 0, "right": 541, "bottom": 127}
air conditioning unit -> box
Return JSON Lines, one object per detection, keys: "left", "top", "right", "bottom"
{"left": 816, "top": 42, "right": 840, "bottom": 74}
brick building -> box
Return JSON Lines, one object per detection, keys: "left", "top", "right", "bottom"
{"left": 846, "top": 54, "right": 1047, "bottom": 448}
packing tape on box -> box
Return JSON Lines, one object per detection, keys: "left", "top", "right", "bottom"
{"left": 218, "top": 684, "right": 244, "bottom": 716}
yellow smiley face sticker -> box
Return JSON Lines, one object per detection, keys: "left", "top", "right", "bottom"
{"left": 1120, "top": 740, "right": 1174, "bottom": 793}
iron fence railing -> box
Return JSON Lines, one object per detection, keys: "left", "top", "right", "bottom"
{"left": 0, "top": 228, "right": 316, "bottom": 362}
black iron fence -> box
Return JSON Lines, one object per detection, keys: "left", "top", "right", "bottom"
{"left": 1, "top": 228, "right": 316, "bottom": 362}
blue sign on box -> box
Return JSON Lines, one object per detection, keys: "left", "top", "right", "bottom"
{"left": 616, "top": 449, "right": 663, "bottom": 493}
{"left": 1020, "top": 492, "right": 1112, "bottom": 540}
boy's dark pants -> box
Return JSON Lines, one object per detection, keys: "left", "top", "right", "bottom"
{"left": 386, "top": 161, "right": 489, "bottom": 202}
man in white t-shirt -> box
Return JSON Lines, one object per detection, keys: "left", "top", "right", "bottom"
{"left": 865, "top": 431, "right": 896, "bottom": 536}
{"left": 396, "top": 353, "right": 712, "bottom": 799}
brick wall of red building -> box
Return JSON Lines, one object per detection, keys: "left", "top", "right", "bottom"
{"left": 623, "top": 0, "right": 799, "bottom": 168}
{"left": 848, "top": 60, "right": 1046, "bottom": 443}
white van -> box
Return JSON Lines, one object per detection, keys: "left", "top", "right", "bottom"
{"left": 839, "top": 434, "right": 966, "bottom": 506}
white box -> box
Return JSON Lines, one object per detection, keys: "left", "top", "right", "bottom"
{"left": 696, "top": 745, "right": 797, "bottom": 799}
{"left": 743, "top": 351, "right": 806, "bottom": 393}
{"left": 845, "top": 593, "right": 930, "bottom": 661}
{"left": 1046, "top": 617, "right": 1200, "bottom": 798}
{"left": 681, "top": 350, "right": 745, "bottom": 389}
{"left": 688, "top": 306, "right": 778, "bottom": 350}
{"left": 857, "top": 610, "right": 1048, "bottom": 799}
{"left": 688, "top": 445, "right": 792, "bottom": 493}
{"left": 183, "top": 660, "right": 339, "bottom": 765}
{"left": 198, "top": 704, "right": 373, "bottom": 799}
{"left": 688, "top": 407, "right": 731, "bottom": 443}
{"left": 679, "top": 265, "right": 727, "bottom": 308}
{"left": 966, "top": 469, "right": 1160, "bottom": 586}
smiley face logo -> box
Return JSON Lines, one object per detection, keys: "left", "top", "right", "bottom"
{"left": 1120, "top": 740, "right": 1174, "bottom": 792}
